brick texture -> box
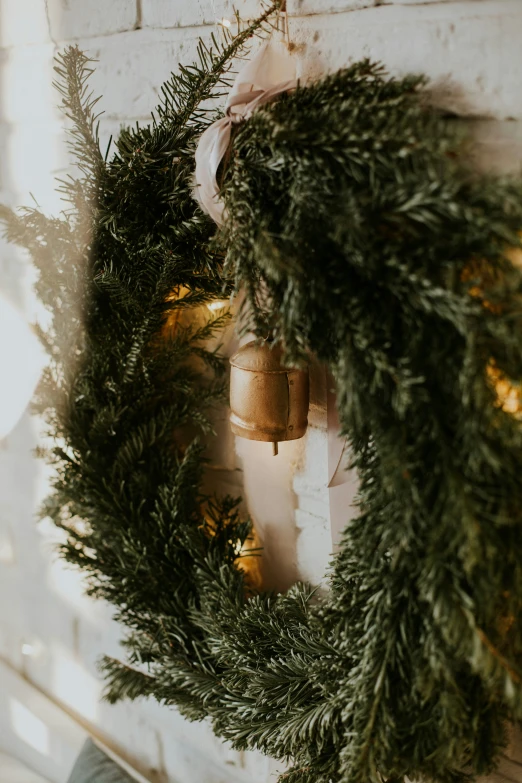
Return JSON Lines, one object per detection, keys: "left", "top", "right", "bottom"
{"left": 47, "top": 0, "right": 138, "bottom": 41}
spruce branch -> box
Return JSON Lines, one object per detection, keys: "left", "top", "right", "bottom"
{"left": 53, "top": 46, "right": 105, "bottom": 188}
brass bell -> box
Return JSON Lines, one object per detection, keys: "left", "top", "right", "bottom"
{"left": 229, "top": 340, "right": 309, "bottom": 456}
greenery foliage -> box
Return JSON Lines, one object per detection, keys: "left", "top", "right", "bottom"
{"left": 3, "top": 7, "right": 522, "bottom": 782}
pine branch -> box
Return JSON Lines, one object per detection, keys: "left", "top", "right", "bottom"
{"left": 156, "top": 2, "right": 283, "bottom": 129}
{"left": 53, "top": 47, "right": 105, "bottom": 190}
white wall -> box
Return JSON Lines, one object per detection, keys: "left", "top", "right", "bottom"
{"left": 0, "top": 1, "right": 522, "bottom": 782}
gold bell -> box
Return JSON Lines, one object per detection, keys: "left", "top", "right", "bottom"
{"left": 229, "top": 340, "right": 309, "bottom": 456}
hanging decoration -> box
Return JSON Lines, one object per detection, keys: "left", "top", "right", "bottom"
{"left": 0, "top": 292, "right": 46, "bottom": 439}
{"left": 229, "top": 339, "right": 309, "bottom": 455}
{"left": 195, "top": 38, "right": 297, "bottom": 223}
{"left": 3, "top": 4, "right": 522, "bottom": 783}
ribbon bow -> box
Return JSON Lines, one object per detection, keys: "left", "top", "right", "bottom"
{"left": 194, "top": 40, "right": 356, "bottom": 546}
{"left": 195, "top": 40, "right": 297, "bottom": 225}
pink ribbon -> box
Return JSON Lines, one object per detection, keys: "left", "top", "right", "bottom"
{"left": 195, "top": 41, "right": 297, "bottom": 224}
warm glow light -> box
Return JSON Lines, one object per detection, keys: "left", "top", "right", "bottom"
{"left": 487, "top": 361, "right": 522, "bottom": 416}
{"left": 207, "top": 300, "right": 228, "bottom": 312}
{"left": 0, "top": 292, "right": 47, "bottom": 439}
{"left": 10, "top": 699, "right": 50, "bottom": 756}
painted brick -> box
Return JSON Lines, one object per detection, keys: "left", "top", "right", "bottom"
{"left": 378, "top": 0, "right": 460, "bottom": 4}
{"left": 46, "top": 0, "right": 137, "bottom": 41}
{"left": 142, "top": 0, "right": 263, "bottom": 29}
{"left": 0, "top": 661, "right": 87, "bottom": 782}
{"left": 294, "top": 420, "right": 329, "bottom": 484}
{"left": 1, "top": 46, "right": 57, "bottom": 124}
{"left": 288, "top": 0, "right": 375, "bottom": 14}
{"left": 293, "top": 1, "right": 522, "bottom": 119}
{"left": 297, "top": 489, "right": 330, "bottom": 521}
{"left": 295, "top": 509, "right": 333, "bottom": 584}
{"left": 0, "top": 0, "right": 50, "bottom": 48}
{"left": 73, "top": 28, "right": 203, "bottom": 122}
{"left": 142, "top": 0, "right": 376, "bottom": 27}
{"left": 79, "top": 2, "right": 522, "bottom": 128}
{"left": 0, "top": 753, "right": 49, "bottom": 783}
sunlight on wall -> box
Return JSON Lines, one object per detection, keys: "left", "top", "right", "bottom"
{"left": 0, "top": 22, "right": 63, "bottom": 214}
{"left": 52, "top": 648, "right": 101, "bottom": 723}
{"left": 236, "top": 436, "right": 301, "bottom": 591}
{"left": 10, "top": 698, "right": 51, "bottom": 757}
{"left": 0, "top": 293, "right": 47, "bottom": 439}
{"left": 0, "top": 0, "right": 49, "bottom": 49}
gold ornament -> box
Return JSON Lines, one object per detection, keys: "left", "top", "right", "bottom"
{"left": 229, "top": 340, "right": 309, "bottom": 455}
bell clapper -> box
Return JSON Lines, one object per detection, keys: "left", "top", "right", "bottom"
{"left": 272, "top": 442, "right": 279, "bottom": 457}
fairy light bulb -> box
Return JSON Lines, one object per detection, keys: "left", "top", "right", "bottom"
{"left": 0, "top": 292, "right": 47, "bottom": 440}
{"left": 207, "top": 299, "right": 229, "bottom": 312}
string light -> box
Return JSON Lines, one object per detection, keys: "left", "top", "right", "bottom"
{"left": 207, "top": 300, "right": 229, "bottom": 312}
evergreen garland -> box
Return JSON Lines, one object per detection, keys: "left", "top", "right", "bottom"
{"left": 3, "top": 7, "right": 522, "bottom": 782}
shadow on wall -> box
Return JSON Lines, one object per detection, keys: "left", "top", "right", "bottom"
{"left": 0, "top": 3, "right": 283, "bottom": 782}
{"left": 0, "top": 0, "right": 110, "bottom": 779}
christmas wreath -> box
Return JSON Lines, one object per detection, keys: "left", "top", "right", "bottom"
{"left": 4, "top": 5, "right": 522, "bottom": 782}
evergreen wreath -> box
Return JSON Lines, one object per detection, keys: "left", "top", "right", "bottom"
{"left": 3, "top": 5, "right": 522, "bottom": 782}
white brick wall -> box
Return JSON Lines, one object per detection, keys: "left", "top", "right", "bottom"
{"left": 0, "top": 1, "right": 521, "bottom": 782}
{"left": 47, "top": 0, "right": 138, "bottom": 40}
